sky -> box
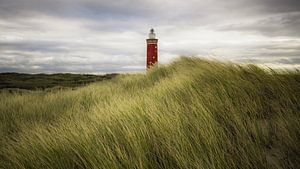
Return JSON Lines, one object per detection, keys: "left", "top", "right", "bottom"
{"left": 0, "top": 0, "right": 300, "bottom": 73}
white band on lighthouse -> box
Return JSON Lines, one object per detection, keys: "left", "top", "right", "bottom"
{"left": 146, "top": 39, "right": 158, "bottom": 44}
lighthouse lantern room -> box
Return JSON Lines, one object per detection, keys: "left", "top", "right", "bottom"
{"left": 146, "top": 28, "right": 158, "bottom": 69}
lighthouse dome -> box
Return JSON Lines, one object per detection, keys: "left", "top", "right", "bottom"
{"left": 148, "top": 28, "right": 156, "bottom": 39}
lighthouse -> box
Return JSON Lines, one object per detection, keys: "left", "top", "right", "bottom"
{"left": 146, "top": 28, "right": 158, "bottom": 69}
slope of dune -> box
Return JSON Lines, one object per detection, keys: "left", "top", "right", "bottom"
{"left": 1, "top": 57, "right": 299, "bottom": 169}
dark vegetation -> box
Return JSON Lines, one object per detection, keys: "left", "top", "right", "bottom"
{"left": 0, "top": 73, "right": 118, "bottom": 90}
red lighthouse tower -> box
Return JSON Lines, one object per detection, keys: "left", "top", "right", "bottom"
{"left": 146, "top": 28, "right": 158, "bottom": 69}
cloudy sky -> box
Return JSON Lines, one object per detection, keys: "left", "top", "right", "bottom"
{"left": 0, "top": 0, "right": 300, "bottom": 73}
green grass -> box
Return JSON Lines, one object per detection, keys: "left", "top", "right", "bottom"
{"left": 0, "top": 57, "right": 299, "bottom": 169}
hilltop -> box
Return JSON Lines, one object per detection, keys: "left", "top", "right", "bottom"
{"left": 0, "top": 57, "right": 299, "bottom": 169}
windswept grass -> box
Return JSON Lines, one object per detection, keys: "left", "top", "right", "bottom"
{"left": 0, "top": 57, "right": 299, "bottom": 169}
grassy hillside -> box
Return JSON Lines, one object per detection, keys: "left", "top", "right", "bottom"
{"left": 0, "top": 57, "right": 299, "bottom": 169}
{"left": 0, "top": 73, "right": 117, "bottom": 90}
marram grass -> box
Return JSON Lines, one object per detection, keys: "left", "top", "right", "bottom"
{"left": 0, "top": 57, "right": 299, "bottom": 169}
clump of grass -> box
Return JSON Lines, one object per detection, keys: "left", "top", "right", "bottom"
{"left": 0, "top": 57, "right": 299, "bottom": 169}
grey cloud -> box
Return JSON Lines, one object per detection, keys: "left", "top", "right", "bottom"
{"left": 0, "top": 0, "right": 153, "bottom": 21}
{"left": 1, "top": 0, "right": 299, "bottom": 33}
{"left": 235, "top": 57, "right": 300, "bottom": 66}
{"left": 1, "top": 0, "right": 299, "bottom": 21}
{"left": 0, "top": 52, "right": 145, "bottom": 73}
{"left": 220, "top": 12, "right": 300, "bottom": 37}
{"left": 0, "top": 41, "right": 69, "bottom": 53}
{"left": 1, "top": 0, "right": 300, "bottom": 73}
{"left": 0, "top": 39, "right": 140, "bottom": 57}
{"left": 258, "top": 0, "right": 300, "bottom": 13}
{"left": 277, "top": 58, "right": 300, "bottom": 64}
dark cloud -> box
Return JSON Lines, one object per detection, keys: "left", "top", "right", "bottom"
{"left": 259, "top": 0, "right": 300, "bottom": 13}
{"left": 220, "top": 12, "right": 300, "bottom": 37}
{"left": 0, "top": 0, "right": 299, "bottom": 21}
{"left": 0, "top": 0, "right": 153, "bottom": 21}
{"left": 0, "top": 41, "right": 69, "bottom": 53}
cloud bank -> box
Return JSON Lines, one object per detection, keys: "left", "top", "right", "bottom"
{"left": 0, "top": 0, "right": 299, "bottom": 73}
